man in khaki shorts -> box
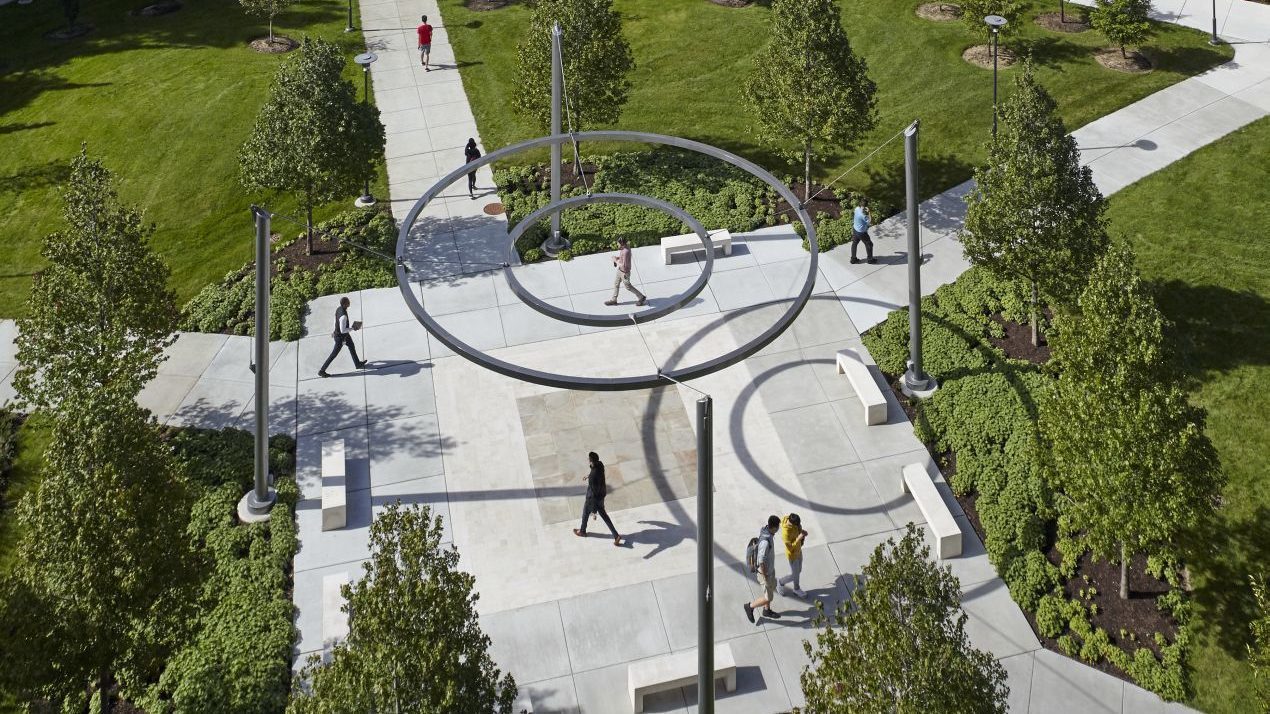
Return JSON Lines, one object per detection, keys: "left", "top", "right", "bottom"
{"left": 743, "top": 515, "right": 783, "bottom": 625}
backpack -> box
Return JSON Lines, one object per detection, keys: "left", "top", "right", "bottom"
{"left": 746, "top": 537, "right": 760, "bottom": 573}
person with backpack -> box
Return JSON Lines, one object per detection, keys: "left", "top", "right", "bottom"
{"left": 743, "top": 515, "right": 783, "bottom": 624}
{"left": 573, "top": 451, "right": 621, "bottom": 546}
{"left": 777, "top": 513, "right": 808, "bottom": 598}
{"left": 464, "top": 138, "right": 481, "bottom": 199}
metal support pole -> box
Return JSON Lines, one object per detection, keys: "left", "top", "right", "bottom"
{"left": 696, "top": 395, "right": 715, "bottom": 714}
{"left": 1210, "top": 0, "right": 1220, "bottom": 44}
{"left": 240, "top": 206, "right": 276, "bottom": 522}
{"left": 357, "top": 64, "right": 377, "bottom": 208}
{"left": 902, "top": 123, "right": 934, "bottom": 396}
{"left": 992, "top": 29, "right": 999, "bottom": 137}
{"left": 542, "top": 23, "right": 569, "bottom": 255}
{"left": 345, "top": 0, "right": 354, "bottom": 32}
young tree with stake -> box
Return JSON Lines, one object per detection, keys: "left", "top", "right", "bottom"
{"left": 239, "top": 38, "right": 385, "bottom": 255}
{"left": 745, "top": 0, "right": 877, "bottom": 203}
{"left": 962, "top": 62, "right": 1109, "bottom": 346}
{"left": 1090, "top": 0, "right": 1154, "bottom": 59}
{"left": 1041, "top": 245, "right": 1223, "bottom": 600}
{"left": 240, "top": 0, "right": 296, "bottom": 45}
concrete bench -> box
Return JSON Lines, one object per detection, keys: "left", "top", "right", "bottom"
{"left": 321, "top": 439, "right": 347, "bottom": 531}
{"left": 321, "top": 572, "right": 351, "bottom": 650}
{"left": 901, "top": 462, "right": 962, "bottom": 559}
{"left": 629, "top": 643, "right": 737, "bottom": 713}
{"left": 661, "top": 229, "right": 732, "bottom": 265}
{"left": 835, "top": 348, "right": 888, "bottom": 425}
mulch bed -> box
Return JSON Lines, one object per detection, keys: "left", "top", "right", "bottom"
{"left": 775, "top": 182, "right": 846, "bottom": 220}
{"left": 1035, "top": 10, "right": 1090, "bottom": 32}
{"left": 130, "top": 0, "right": 181, "bottom": 16}
{"left": 963, "top": 44, "right": 1018, "bottom": 69}
{"left": 465, "top": 0, "right": 514, "bottom": 9}
{"left": 709, "top": 0, "right": 753, "bottom": 7}
{"left": 273, "top": 231, "right": 342, "bottom": 274}
{"left": 44, "top": 24, "right": 93, "bottom": 40}
{"left": 916, "top": 2, "right": 963, "bottom": 21}
{"left": 249, "top": 36, "right": 298, "bottom": 54}
{"left": 987, "top": 313, "right": 1051, "bottom": 364}
{"left": 1096, "top": 48, "right": 1154, "bottom": 73}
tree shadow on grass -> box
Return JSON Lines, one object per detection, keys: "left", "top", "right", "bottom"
{"left": 0, "top": 69, "right": 111, "bottom": 116}
{"left": 1020, "top": 36, "right": 1093, "bottom": 69}
{"left": 1148, "top": 44, "right": 1233, "bottom": 74}
{"left": 865, "top": 152, "right": 976, "bottom": 220}
{"left": 1153, "top": 279, "right": 1270, "bottom": 381}
{"left": 0, "top": 159, "right": 72, "bottom": 196}
{"left": 1187, "top": 504, "right": 1270, "bottom": 657}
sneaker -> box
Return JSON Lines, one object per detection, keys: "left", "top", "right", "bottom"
{"left": 849, "top": 257, "right": 861, "bottom": 264}
{"left": 777, "top": 584, "right": 787, "bottom": 596}
{"left": 604, "top": 299, "right": 618, "bottom": 306}
{"left": 635, "top": 297, "right": 647, "bottom": 307}
{"left": 743, "top": 603, "right": 755, "bottom": 624}
{"left": 761, "top": 608, "right": 782, "bottom": 619}
{"left": 572, "top": 528, "right": 586, "bottom": 537}
{"left": 866, "top": 258, "right": 877, "bottom": 264}
{"left": 613, "top": 536, "right": 622, "bottom": 546}
{"left": 318, "top": 371, "right": 330, "bottom": 378}
{"left": 355, "top": 361, "right": 367, "bottom": 370}
{"left": 792, "top": 587, "right": 807, "bottom": 598}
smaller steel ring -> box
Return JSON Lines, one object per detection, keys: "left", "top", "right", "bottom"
{"left": 503, "top": 193, "right": 714, "bottom": 327}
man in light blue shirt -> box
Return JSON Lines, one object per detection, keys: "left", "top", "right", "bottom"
{"left": 850, "top": 198, "right": 876, "bottom": 265}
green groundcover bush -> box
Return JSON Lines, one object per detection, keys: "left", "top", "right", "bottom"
{"left": 496, "top": 148, "right": 779, "bottom": 262}
{"left": 863, "top": 265, "right": 1193, "bottom": 700}
{"left": 125, "top": 428, "right": 299, "bottom": 713}
{"left": 182, "top": 210, "right": 397, "bottom": 341}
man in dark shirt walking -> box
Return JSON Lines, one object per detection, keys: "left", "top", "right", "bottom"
{"left": 573, "top": 451, "right": 621, "bottom": 546}
{"left": 417, "top": 15, "right": 433, "bottom": 72}
{"left": 318, "top": 296, "right": 365, "bottom": 378}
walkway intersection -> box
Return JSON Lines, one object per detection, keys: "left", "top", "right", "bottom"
{"left": 1, "top": 0, "right": 1267, "bottom": 711}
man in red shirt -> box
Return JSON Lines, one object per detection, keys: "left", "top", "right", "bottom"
{"left": 416, "top": 15, "right": 433, "bottom": 72}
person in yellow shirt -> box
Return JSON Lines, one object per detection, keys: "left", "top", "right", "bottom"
{"left": 777, "top": 513, "right": 808, "bottom": 598}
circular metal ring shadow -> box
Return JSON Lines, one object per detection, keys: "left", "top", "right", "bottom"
{"left": 396, "top": 130, "right": 819, "bottom": 391}
{"left": 503, "top": 192, "right": 714, "bottom": 327}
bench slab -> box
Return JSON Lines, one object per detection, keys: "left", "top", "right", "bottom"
{"left": 901, "top": 462, "right": 962, "bottom": 558}
{"left": 629, "top": 643, "right": 737, "bottom": 713}
{"left": 835, "top": 348, "right": 888, "bottom": 425}
{"left": 661, "top": 229, "right": 732, "bottom": 265}
{"left": 321, "top": 439, "right": 347, "bottom": 531}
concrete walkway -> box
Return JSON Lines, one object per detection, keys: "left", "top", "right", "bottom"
{"left": 2, "top": 0, "right": 1267, "bottom": 711}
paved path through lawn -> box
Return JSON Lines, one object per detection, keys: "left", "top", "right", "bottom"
{"left": 2, "top": 0, "right": 1267, "bottom": 711}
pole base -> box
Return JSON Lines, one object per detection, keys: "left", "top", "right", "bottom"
{"left": 1208, "top": 37, "right": 1222, "bottom": 45}
{"left": 237, "top": 486, "right": 277, "bottom": 524}
{"left": 355, "top": 194, "right": 377, "bottom": 208}
{"left": 540, "top": 232, "right": 571, "bottom": 257}
{"left": 344, "top": 25, "right": 356, "bottom": 33}
{"left": 901, "top": 370, "right": 939, "bottom": 399}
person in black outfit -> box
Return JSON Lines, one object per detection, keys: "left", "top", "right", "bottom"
{"left": 318, "top": 296, "right": 365, "bottom": 378}
{"left": 573, "top": 451, "right": 621, "bottom": 546}
{"left": 464, "top": 137, "right": 481, "bottom": 199}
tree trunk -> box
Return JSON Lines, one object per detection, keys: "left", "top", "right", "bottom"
{"left": 1121, "top": 44, "right": 1128, "bottom": 59}
{"left": 98, "top": 669, "right": 111, "bottom": 714}
{"left": 1030, "top": 279, "right": 1040, "bottom": 347}
{"left": 1120, "top": 541, "right": 1130, "bottom": 599}
{"left": 1060, "top": 0, "right": 1065, "bottom": 22}
{"left": 268, "top": 16, "right": 274, "bottom": 44}
{"left": 305, "top": 198, "right": 314, "bottom": 256}
{"left": 803, "top": 141, "right": 812, "bottom": 205}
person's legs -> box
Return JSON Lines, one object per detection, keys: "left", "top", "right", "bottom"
{"left": 606, "top": 270, "right": 623, "bottom": 304}
{"left": 423, "top": 46, "right": 431, "bottom": 69}
{"left": 863, "top": 233, "right": 875, "bottom": 261}
{"left": 342, "top": 334, "right": 364, "bottom": 368}
{"left": 850, "top": 231, "right": 863, "bottom": 261}
{"left": 468, "top": 171, "right": 477, "bottom": 196}
{"left": 789, "top": 556, "right": 804, "bottom": 595}
{"left": 596, "top": 504, "right": 620, "bottom": 541}
{"left": 319, "top": 336, "right": 342, "bottom": 375}
{"left": 575, "top": 503, "right": 594, "bottom": 535}
{"left": 621, "top": 274, "right": 646, "bottom": 303}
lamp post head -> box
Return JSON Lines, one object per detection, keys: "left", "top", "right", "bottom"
{"left": 354, "top": 52, "right": 378, "bottom": 68}
{"left": 985, "top": 14, "right": 1008, "bottom": 31}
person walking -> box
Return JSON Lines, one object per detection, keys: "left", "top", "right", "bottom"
{"left": 849, "top": 197, "right": 876, "bottom": 265}
{"left": 743, "top": 515, "right": 783, "bottom": 625}
{"left": 604, "top": 237, "right": 646, "bottom": 307}
{"left": 777, "top": 513, "right": 808, "bottom": 598}
{"left": 464, "top": 138, "right": 481, "bottom": 199}
{"left": 318, "top": 296, "right": 365, "bottom": 378}
{"left": 573, "top": 451, "right": 621, "bottom": 546}
{"left": 416, "top": 15, "right": 433, "bottom": 72}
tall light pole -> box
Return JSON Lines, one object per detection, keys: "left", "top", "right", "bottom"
{"left": 354, "top": 52, "right": 378, "bottom": 208}
{"left": 901, "top": 121, "right": 936, "bottom": 398}
{"left": 1210, "top": 0, "right": 1221, "bottom": 44}
{"left": 985, "top": 15, "right": 1008, "bottom": 137}
{"left": 696, "top": 395, "right": 715, "bottom": 714}
{"left": 238, "top": 206, "right": 276, "bottom": 524}
{"left": 344, "top": 0, "right": 354, "bottom": 32}
{"left": 542, "top": 23, "right": 570, "bottom": 256}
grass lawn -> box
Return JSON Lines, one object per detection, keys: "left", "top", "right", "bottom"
{"left": 1104, "top": 116, "right": 1270, "bottom": 714}
{"left": 0, "top": 0, "right": 388, "bottom": 319}
{"left": 443, "top": 0, "right": 1230, "bottom": 210}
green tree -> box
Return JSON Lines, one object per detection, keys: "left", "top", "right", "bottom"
{"left": 0, "top": 396, "right": 194, "bottom": 711}
{"left": 240, "top": 0, "right": 296, "bottom": 44}
{"left": 239, "top": 38, "right": 385, "bottom": 255}
{"left": 513, "top": 0, "right": 635, "bottom": 133}
{"left": 290, "top": 503, "right": 517, "bottom": 713}
{"left": 1040, "top": 245, "right": 1223, "bottom": 600}
{"left": 1090, "top": 0, "right": 1153, "bottom": 59}
{"left": 801, "top": 524, "right": 1009, "bottom": 713}
{"left": 744, "top": 0, "right": 877, "bottom": 202}
{"left": 12, "top": 147, "right": 178, "bottom": 417}
{"left": 960, "top": 0, "right": 1026, "bottom": 40}
{"left": 1252, "top": 575, "right": 1270, "bottom": 709}
{"left": 962, "top": 62, "right": 1109, "bottom": 346}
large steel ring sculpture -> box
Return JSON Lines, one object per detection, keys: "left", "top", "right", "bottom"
{"left": 396, "top": 130, "right": 819, "bottom": 391}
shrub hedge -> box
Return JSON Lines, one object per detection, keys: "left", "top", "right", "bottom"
{"left": 862, "top": 265, "right": 1194, "bottom": 700}
{"left": 181, "top": 210, "right": 398, "bottom": 341}
{"left": 495, "top": 149, "right": 778, "bottom": 263}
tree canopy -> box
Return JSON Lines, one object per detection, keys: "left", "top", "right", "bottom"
{"left": 960, "top": 0, "right": 1027, "bottom": 39}
{"left": 513, "top": 0, "right": 635, "bottom": 133}
{"left": 1090, "top": 0, "right": 1154, "bottom": 58}
{"left": 290, "top": 503, "right": 517, "bottom": 713}
{"left": 239, "top": 37, "right": 385, "bottom": 254}
{"left": 744, "top": 0, "right": 877, "bottom": 202}
{"left": 239, "top": 0, "right": 297, "bottom": 43}
{"left": 962, "top": 62, "right": 1109, "bottom": 345}
{"left": 13, "top": 147, "right": 178, "bottom": 417}
{"left": 1040, "top": 244, "right": 1223, "bottom": 599}
{"left": 800, "top": 524, "right": 1009, "bottom": 713}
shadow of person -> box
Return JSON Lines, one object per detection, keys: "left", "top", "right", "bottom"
{"left": 619, "top": 519, "right": 694, "bottom": 559}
